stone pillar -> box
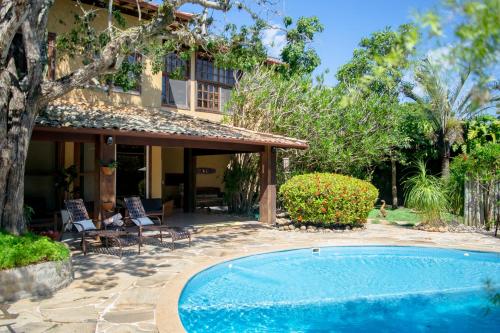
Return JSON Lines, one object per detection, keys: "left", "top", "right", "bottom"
{"left": 259, "top": 146, "right": 276, "bottom": 224}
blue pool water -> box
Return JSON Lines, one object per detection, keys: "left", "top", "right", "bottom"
{"left": 179, "top": 246, "right": 500, "bottom": 332}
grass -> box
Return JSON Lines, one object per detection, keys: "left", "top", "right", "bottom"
{"left": 368, "top": 207, "right": 422, "bottom": 226}
{"left": 0, "top": 231, "right": 70, "bottom": 270}
{"left": 368, "top": 207, "right": 462, "bottom": 226}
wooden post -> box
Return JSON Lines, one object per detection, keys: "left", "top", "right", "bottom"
{"left": 259, "top": 146, "right": 276, "bottom": 224}
{"left": 183, "top": 148, "right": 196, "bottom": 213}
{"left": 96, "top": 135, "right": 116, "bottom": 221}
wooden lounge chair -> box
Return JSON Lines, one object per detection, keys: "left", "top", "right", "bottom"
{"left": 124, "top": 196, "right": 191, "bottom": 250}
{"left": 64, "top": 199, "right": 140, "bottom": 257}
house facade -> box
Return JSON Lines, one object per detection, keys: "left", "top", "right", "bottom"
{"left": 26, "top": 0, "right": 307, "bottom": 226}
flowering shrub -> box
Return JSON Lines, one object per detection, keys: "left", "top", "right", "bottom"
{"left": 279, "top": 173, "right": 378, "bottom": 226}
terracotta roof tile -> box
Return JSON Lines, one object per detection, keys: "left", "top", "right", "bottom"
{"left": 36, "top": 100, "right": 308, "bottom": 149}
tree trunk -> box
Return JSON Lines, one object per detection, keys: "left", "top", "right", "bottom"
{"left": 440, "top": 136, "right": 451, "bottom": 179}
{"left": 0, "top": 1, "right": 50, "bottom": 234}
{"left": 0, "top": 118, "right": 34, "bottom": 234}
{"left": 391, "top": 156, "right": 398, "bottom": 210}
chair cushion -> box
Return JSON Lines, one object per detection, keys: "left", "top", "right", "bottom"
{"left": 132, "top": 217, "right": 154, "bottom": 226}
{"left": 103, "top": 213, "right": 124, "bottom": 227}
{"left": 74, "top": 219, "right": 96, "bottom": 232}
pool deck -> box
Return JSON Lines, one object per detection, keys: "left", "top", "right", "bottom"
{"left": 2, "top": 221, "right": 499, "bottom": 333}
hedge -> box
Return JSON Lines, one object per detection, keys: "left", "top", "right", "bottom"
{"left": 279, "top": 173, "right": 378, "bottom": 226}
{"left": 0, "top": 231, "right": 70, "bottom": 270}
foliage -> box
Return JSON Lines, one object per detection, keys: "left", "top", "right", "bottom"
{"left": 398, "top": 103, "right": 439, "bottom": 162}
{"left": 0, "top": 231, "right": 70, "bottom": 270}
{"left": 404, "top": 161, "right": 449, "bottom": 225}
{"left": 418, "top": 0, "right": 500, "bottom": 79}
{"left": 407, "top": 58, "right": 499, "bottom": 178}
{"left": 280, "top": 16, "right": 324, "bottom": 76}
{"left": 459, "top": 115, "right": 499, "bottom": 153}
{"left": 226, "top": 66, "right": 407, "bottom": 178}
{"left": 54, "top": 165, "right": 78, "bottom": 193}
{"left": 99, "top": 160, "right": 118, "bottom": 169}
{"left": 223, "top": 155, "right": 259, "bottom": 214}
{"left": 336, "top": 24, "right": 417, "bottom": 98}
{"left": 23, "top": 206, "right": 35, "bottom": 225}
{"left": 279, "top": 173, "right": 378, "bottom": 226}
{"left": 448, "top": 142, "right": 500, "bottom": 216}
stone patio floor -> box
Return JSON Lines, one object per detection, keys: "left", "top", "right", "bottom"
{"left": 1, "top": 221, "right": 499, "bottom": 333}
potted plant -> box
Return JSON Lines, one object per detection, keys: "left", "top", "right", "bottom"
{"left": 100, "top": 160, "right": 118, "bottom": 176}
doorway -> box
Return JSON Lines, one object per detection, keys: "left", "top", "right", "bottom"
{"left": 116, "top": 145, "right": 146, "bottom": 199}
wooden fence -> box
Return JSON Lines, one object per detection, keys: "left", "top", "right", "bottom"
{"left": 463, "top": 179, "right": 500, "bottom": 228}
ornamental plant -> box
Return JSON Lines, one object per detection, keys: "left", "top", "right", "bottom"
{"left": 279, "top": 173, "right": 378, "bottom": 226}
{"left": 0, "top": 231, "right": 70, "bottom": 270}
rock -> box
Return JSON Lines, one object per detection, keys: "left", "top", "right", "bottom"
{"left": 318, "top": 227, "right": 324, "bottom": 232}
{"left": 289, "top": 225, "right": 295, "bottom": 231}
{"left": 300, "top": 226, "right": 307, "bottom": 231}
{"left": 345, "top": 225, "right": 351, "bottom": 231}
{"left": 278, "top": 226, "right": 284, "bottom": 231}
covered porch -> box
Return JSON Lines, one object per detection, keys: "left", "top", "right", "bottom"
{"left": 28, "top": 100, "right": 307, "bottom": 229}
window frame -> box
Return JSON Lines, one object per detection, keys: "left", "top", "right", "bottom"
{"left": 195, "top": 54, "right": 236, "bottom": 113}
{"left": 162, "top": 52, "right": 190, "bottom": 108}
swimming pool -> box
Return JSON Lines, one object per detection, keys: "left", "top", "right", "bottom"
{"left": 179, "top": 246, "right": 500, "bottom": 332}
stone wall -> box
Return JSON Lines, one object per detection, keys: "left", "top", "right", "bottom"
{"left": 0, "top": 258, "right": 73, "bottom": 303}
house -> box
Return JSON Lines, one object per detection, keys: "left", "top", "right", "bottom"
{"left": 26, "top": 0, "right": 307, "bottom": 227}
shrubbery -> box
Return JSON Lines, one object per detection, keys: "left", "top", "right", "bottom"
{"left": 279, "top": 173, "right": 378, "bottom": 226}
{"left": 0, "top": 231, "right": 70, "bottom": 270}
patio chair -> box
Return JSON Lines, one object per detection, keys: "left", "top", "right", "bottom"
{"left": 64, "top": 199, "right": 140, "bottom": 257}
{"left": 124, "top": 196, "right": 191, "bottom": 250}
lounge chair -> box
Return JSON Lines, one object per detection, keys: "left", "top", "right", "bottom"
{"left": 124, "top": 196, "right": 191, "bottom": 249}
{"left": 64, "top": 199, "right": 140, "bottom": 257}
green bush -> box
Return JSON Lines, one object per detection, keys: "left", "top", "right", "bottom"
{"left": 279, "top": 173, "right": 378, "bottom": 226}
{"left": 0, "top": 231, "right": 70, "bottom": 270}
{"left": 404, "top": 161, "right": 448, "bottom": 226}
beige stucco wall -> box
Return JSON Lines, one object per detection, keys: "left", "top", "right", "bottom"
{"left": 196, "top": 155, "right": 231, "bottom": 191}
{"left": 48, "top": 0, "right": 225, "bottom": 122}
{"left": 161, "top": 149, "right": 231, "bottom": 199}
{"left": 42, "top": 0, "right": 233, "bottom": 203}
{"left": 162, "top": 147, "right": 183, "bottom": 199}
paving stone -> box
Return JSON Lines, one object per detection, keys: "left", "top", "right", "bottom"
{"left": 3, "top": 222, "right": 499, "bottom": 333}
{"left": 40, "top": 305, "right": 98, "bottom": 323}
{"left": 103, "top": 309, "right": 155, "bottom": 323}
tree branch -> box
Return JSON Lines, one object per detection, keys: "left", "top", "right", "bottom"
{"left": 0, "top": 0, "right": 30, "bottom": 65}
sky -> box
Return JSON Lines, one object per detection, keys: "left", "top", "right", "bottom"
{"left": 178, "top": 0, "right": 442, "bottom": 86}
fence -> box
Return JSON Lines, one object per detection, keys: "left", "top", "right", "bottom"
{"left": 463, "top": 179, "right": 500, "bottom": 229}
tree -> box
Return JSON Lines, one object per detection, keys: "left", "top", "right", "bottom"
{"left": 336, "top": 24, "right": 417, "bottom": 208}
{"left": 280, "top": 16, "right": 324, "bottom": 76}
{"left": 0, "top": 0, "right": 270, "bottom": 234}
{"left": 408, "top": 59, "right": 498, "bottom": 179}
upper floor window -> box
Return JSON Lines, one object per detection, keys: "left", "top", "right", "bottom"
{"left": 162, "top": 53, "right": 190, "bottom": 108}
{"left": 47, "top": 32, "right": 56, "bottom": 80}
{"left": 110, "top": 53, "right": 142, "bottom": 93}
{"left": 195, "top": 56, "right": 236, "bottom": 113}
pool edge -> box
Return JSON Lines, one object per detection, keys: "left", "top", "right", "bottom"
{"left": 156, "top": 243, "right": 500, "bottom": 333}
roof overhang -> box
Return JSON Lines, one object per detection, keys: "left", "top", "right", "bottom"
{"left": 33, "top": 100, "right": 308, "bottom": 153}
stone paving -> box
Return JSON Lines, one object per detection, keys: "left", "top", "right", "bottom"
{"left": 1, "top": 221, "right": 499, "bottom": 333}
